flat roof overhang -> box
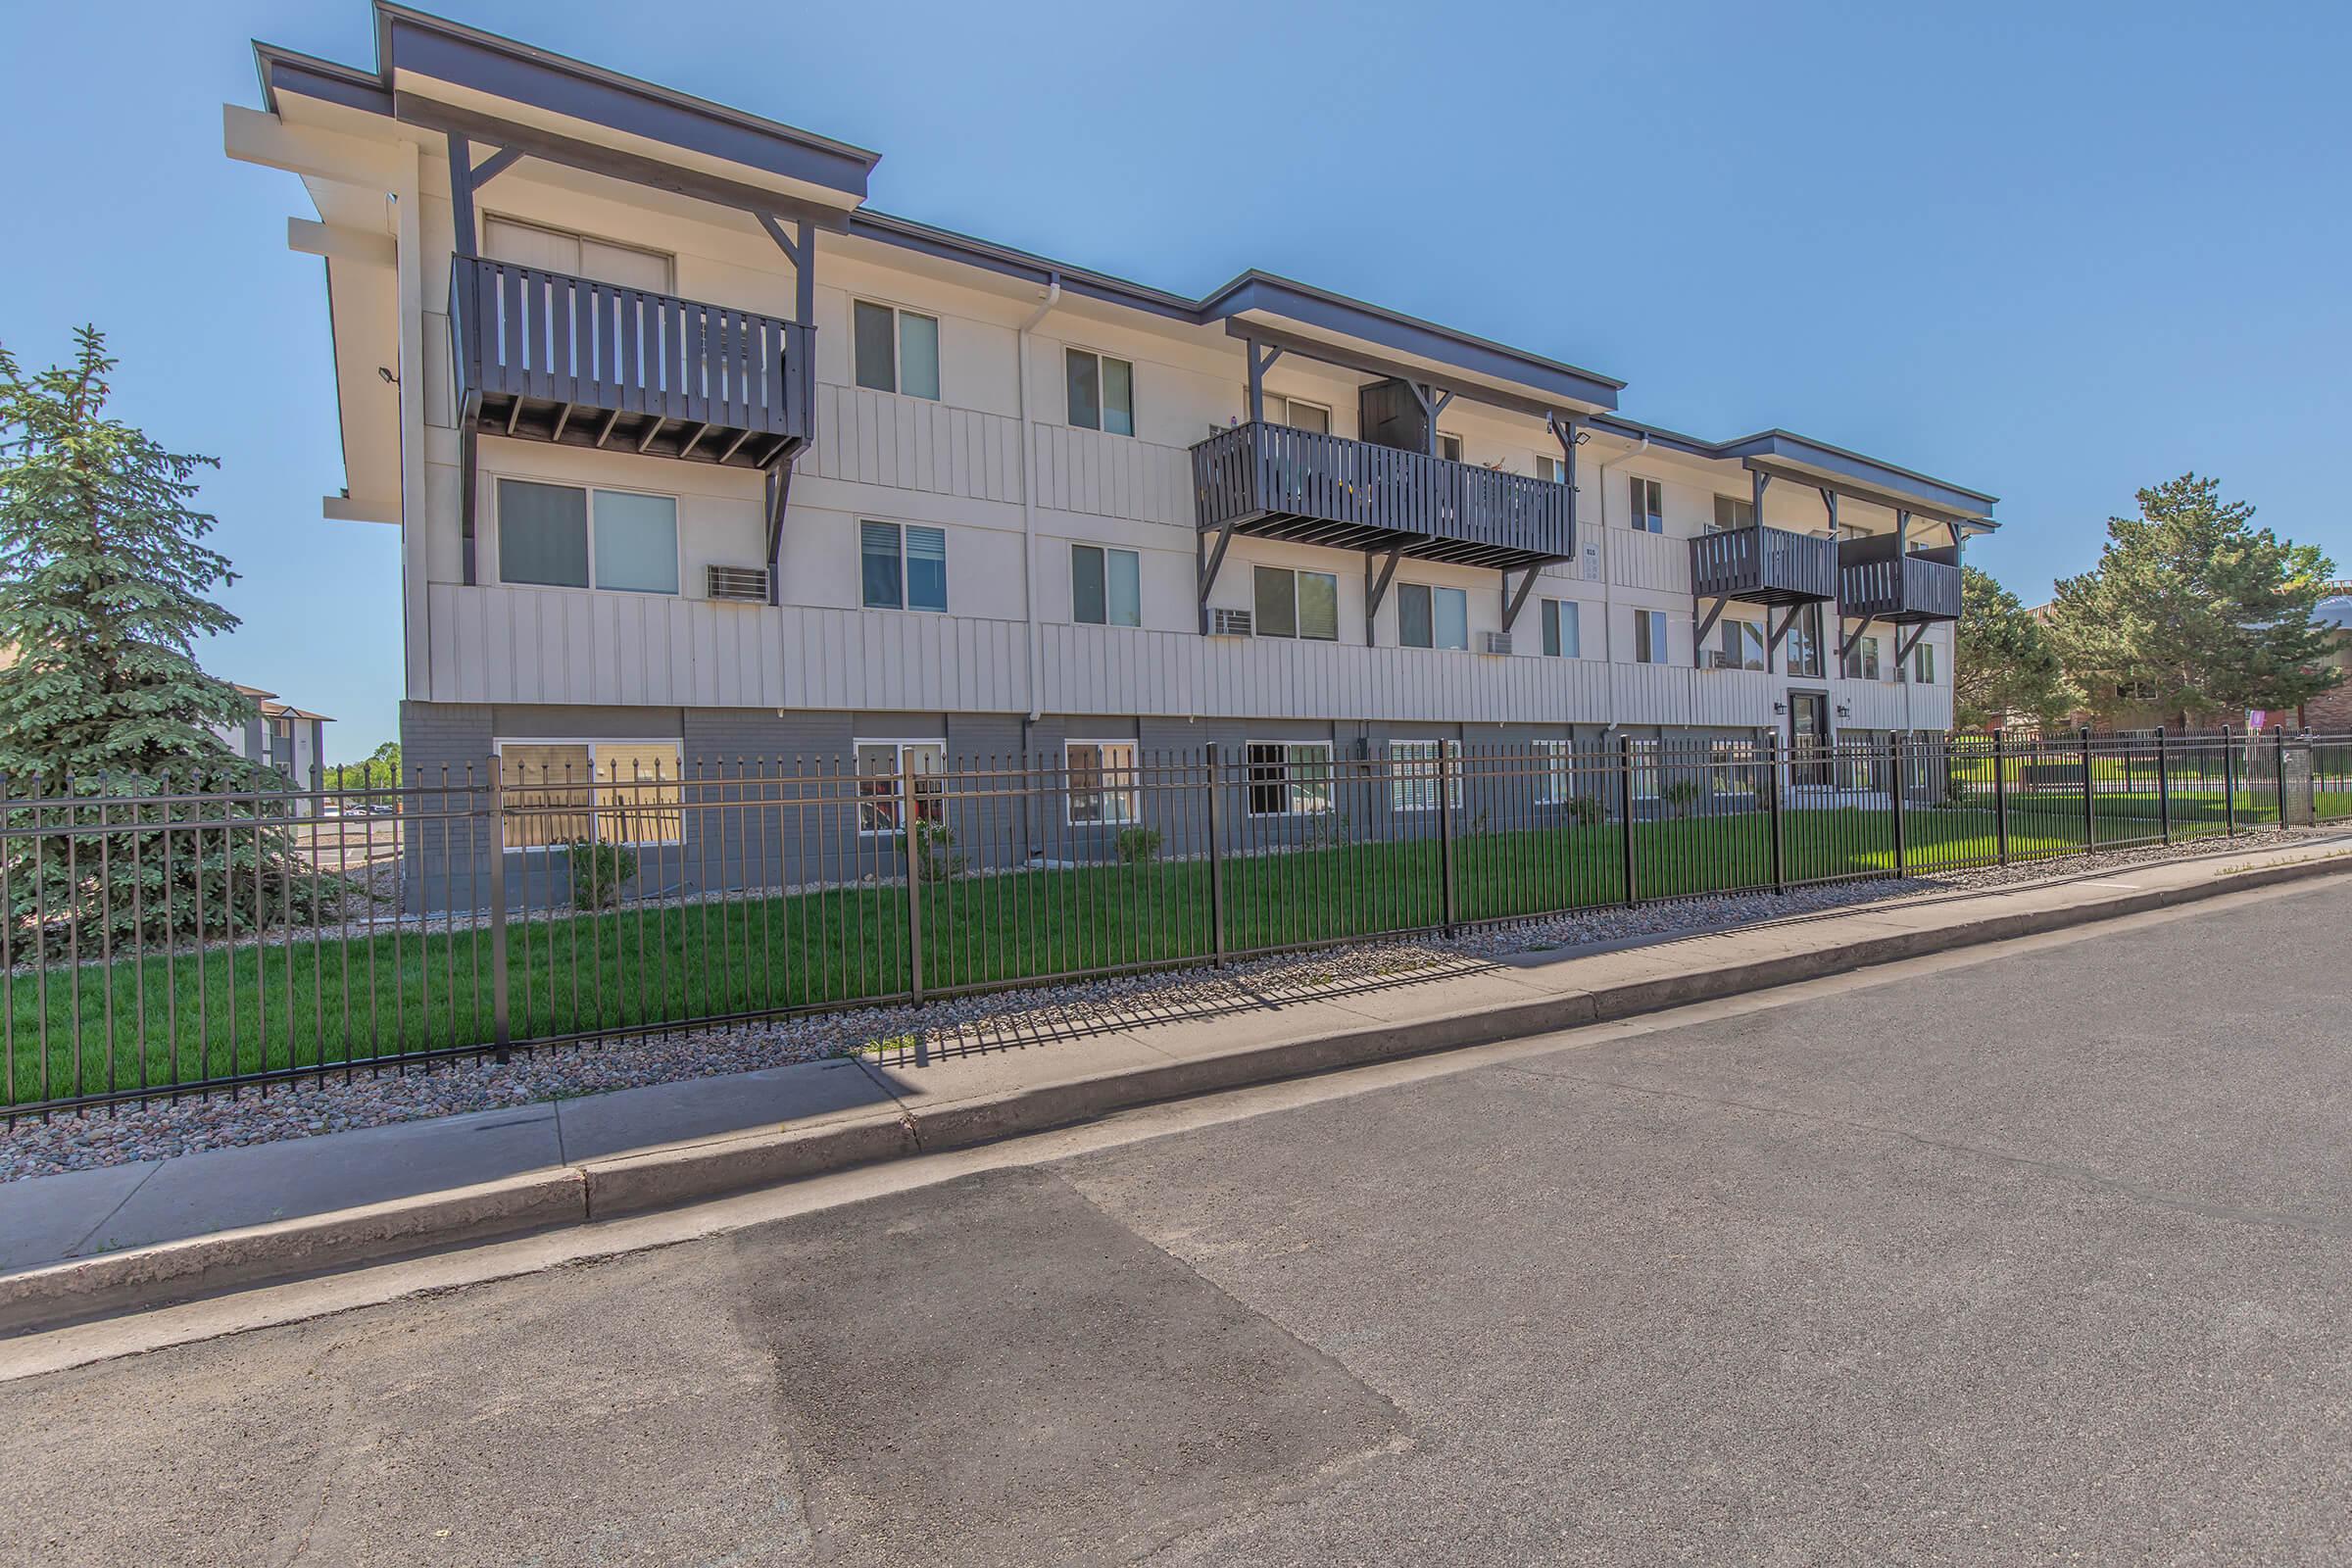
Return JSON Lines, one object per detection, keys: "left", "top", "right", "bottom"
{"left": 1588, "top": 414, "right": 1999, "bottom": 532}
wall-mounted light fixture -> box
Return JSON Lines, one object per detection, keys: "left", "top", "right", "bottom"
{"left": 376, "top": 367, "right": 398, "bottom": 385}
{"left": 1772, "top": 700, "right": 1788, "bottom": 715}
{"left": 1836, "top": 702, "right": 1853, "bottom": 720}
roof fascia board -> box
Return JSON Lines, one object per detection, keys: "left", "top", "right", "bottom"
{"left": 376, "top": 4, "right": 876, "bottom": 198}
{"left": 1221, "top": 319, "right": 1577, "bottom": 423}
{"left": 393, "top": 93, "right": 853, "bottom": 233}
{"left": 255, "top": 43, "right": 395, "bottom": 118}
{"left": 1205, "top": 274, "right": 1622, "bottom": 411}
{"left": 1729, "top": 431, "right": 1997, "bottom": 517}
{"left": 1742, "top": 457, "right": 1992, "bottom": 529}
{"left": 845, "top": 213, "right": 1201, "bottom": 322}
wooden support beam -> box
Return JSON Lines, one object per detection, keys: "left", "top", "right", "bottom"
{"left": 1694, "top": 595, "right": 1731, "bottom": 651}
{"left": 1245, "top": 338, "right": 1283, "bottom": 423}
{"left": 763, "top": 446, "right": 802, "bottom": 606}
{"left": 1364, "top": 545, "right": 1404, "bottom": 644}
{"left": 446, "top": 129, "right": 477, "bottom": 257}
{"left": 1838, "top": 615, "right": 1877, "bottom": 660}
{"left": 716, "top": 425, "right": 756, "bottom": 466}
{"left": 458, "top": 424, "right": 479, "bottom": 585}
{"left": 503, "top": 398, "right": 522, "bottom": 436}
{"left": 636, "top": 416, "right": 667, "bottom": 454}
{"left": 1501, "top": 563, "right": 1546, "bottom": 633}
{"left": 1766, "top": 605, "right": 1802, "bottom": 657}
{"left": 549, "top": 403, "right": 575, "bottom": 443}
{"left": 470, "top": 145, "right": 524, "bottom": 187}
{"left": 594, "top": 407, "right": 622, "bottom": 448}
{"left": 675, "top": 421, "right": 712, "bottom": 461}
{"left": 1197, "top": 519, "right": 1240, "bottom": 632}
{"left": 756, "top": 211, "right": 817, "bottom": 325}
{"left": 1894, "top": 622, "right": 1930, "bottom": 668}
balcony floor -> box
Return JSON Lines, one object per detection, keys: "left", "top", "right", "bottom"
{"left": 469, "top": 389, "right": 792, "bottom": 469}
{"left": 1214, "top": 508, "right": 1554, "bottom": 569}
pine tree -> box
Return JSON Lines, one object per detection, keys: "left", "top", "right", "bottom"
{"left": 1952, "top": 565, "right": 2066, "bottom": 730}
{"left": 2046, "top": 474, "right": 2340, "bottom": 728}
{"left": 0, "top": 328, "right": 341, "bottom": 952}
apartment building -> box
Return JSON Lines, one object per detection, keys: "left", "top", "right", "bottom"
{"left": 229, "top": 5, "right": 1993, "bottom": 889}
{"left": 212, "top": 683, "right": 332, "bottom": 808}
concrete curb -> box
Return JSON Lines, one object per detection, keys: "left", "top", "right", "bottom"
{"left": 5, "top": 849, "right": 2346, "bottom": 1335}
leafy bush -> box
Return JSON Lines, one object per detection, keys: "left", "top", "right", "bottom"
{"left": 897, "top": 816, "right": 963, "bottom": 880}
{"left": 1114, "top": 825, "right": 1162, "bottom": 864}
{"left": 1661, "top": 779, "right": 1702, "bottom": 819}
{"left": 1563, "top": 794, "right": 1603, "bottom": 827}
{"left": 564, "top": 837, "right": 638, "bottom": 910}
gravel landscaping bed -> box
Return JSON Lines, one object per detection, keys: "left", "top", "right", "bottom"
{"left": 0, "top": 827, "right": 2325, "bottom": 1183}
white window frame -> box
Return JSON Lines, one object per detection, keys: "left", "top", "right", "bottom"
{"left": 1711, "top": 495, "right": 1754, "bottom": 532}
{"left": 1914, "top": 640, "right": 1938, "bottom": 685}
{"left": 853, "top": 737, "right": 948, "bottom": 836}
{"left": 859, "top": 519, "right": 949, "bottom": 613}
{"left": 491, "top": 738, "right": 686, "bottom": 849}
{"left": 851, "top": 298, "right": 942, "bottom": 401}
{"left": 1634, "top": 609, "right": 1670, "bottom": 665}
{"left": 1065, "top": 346, "right": 1136, "bottom": 436}
{"left": 1631, "top": 476, "right": 1665, "bottom": 534}
{"left": 1271, "top": 396, "right": 1331, "bottom": 434}
{"left": 1064, "top": 740, "right": 1141, "bottom": 825}
{"left": 1437, "top": 431, "right": 1464, "bottom": 464}
{"left": 1631, "top": 739, "right": 1662, "bottom": 801}
{"left": 1533, "top": 738, "right": 1573, "bottom": 807}
{"left": 1252, "top": 565, "right": 1340, "bottom": 642}
{"left": 1398, "top": 582, "right": 1470, "bottom": 652}
{"left": 1536, "top": 454, "right": 1567, "bottom": 485}
{"left": 1070, "top": 543, "right": 1143, "bottom": 628}
{"left": 480, "top": 216, "right": 674, "bottom": 291}
{"left": 1542, "top": 598, "right": 1581, "bottom": 659}
{"left": 1389, "top": 739, "right": 1463, "bottom": 812}
{"left": 1844, "top": 633, "right": 1883, "bottom": 682}
{"left": 492, "top": 477, "right": 682, "bottom": 597}
{"left": 1245, "top": 740, "right": 1335, "bottom": 817}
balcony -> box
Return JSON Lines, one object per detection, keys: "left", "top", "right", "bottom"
{"left": 1838, "top": 535, "right": 1963, "bottom": 623}
{"left": 1191, "top": 422, "right": 1572, "bottom": 568}
{"left": 1688, "top": 525, "right": 1837, "bottom": 607}
{"left": 449, "top": 254, "right": 813, "bottom": 468}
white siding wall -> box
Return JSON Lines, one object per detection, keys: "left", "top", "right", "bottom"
{"left": 399, "top": 158, "right": 1963, "bottom": 738}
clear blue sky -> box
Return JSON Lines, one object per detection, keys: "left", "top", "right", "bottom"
{"left": 4, "top": 1, "right": 2345, "bottom": 759}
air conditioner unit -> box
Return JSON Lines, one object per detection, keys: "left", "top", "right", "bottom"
{"left": 706, "top": 564, "right": 771, "bottom": 604}
{"left": 1482, "top": 631, "right": 1513, "bottom": 656}
{"left": 1698, "top": 649, "right": 1730, "bottom": 670}
{"left": 1579, "top": 544, "right": 1602, "bottom": 582}
{"left": 1211, "top": 608, "right": 1253, "bottom": 637}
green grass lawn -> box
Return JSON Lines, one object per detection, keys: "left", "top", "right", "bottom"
{"left": 1, "top": 793, "right": 2332, "bottom": 1108}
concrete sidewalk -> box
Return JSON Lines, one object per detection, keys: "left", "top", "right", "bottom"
{"left": 4, "top": 832, "right": 2347, "bottom": 1331}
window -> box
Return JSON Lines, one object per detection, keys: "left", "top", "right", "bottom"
{"left": 1534, "top": 739, "right": 1572, "bottom": 807}
{"left": 497, "top": 741, "right": 682, "bottom": 849}
{"left": 1542, "top": 599, "right": 1581, "bottom": 659}
{"left": 1066, "top": 347, "right": 1135, "bottom": 436}
{"left": 1271, "top": 397, "right": 1330, "bottom": 434}
{"left": 860, "top": 521, "right": 948, "bottom": 612}
{"left": 1631, "top": 739, "right": 1662, "bottom": 801}
{"left": 852, "top": 301, "right": 941, "bottom": 401}
{"left": 1786, "top": 604, "right": 1826, "bottom": 678}
{"left": 854, "top": 739, "right": 946, "bottom": 834}
{"left": 1536, "top": 455, "right": 1567, "bottom": 485}
{"left": 497, "top": 480, "right": 678, "bottom": 595}
{"left": 1914, "top": 640, "right": 1938, "bottom": 685}
{"left": 1634, "top": 609, "right": 1670, "bottom": 665}
{"left": 1253, "top": 566, "right": 1339, "bottom": 641}
{"left": 481, "top": 218, "right": 672, "bottom": 292}
{"left": 1389, "top": 740, "right": 1463, "bottom": 812}
{"left": 1246, "top": 742, "right": 1333, "bottom": 816}
{"left": 1630, "top": 477, "right": 1664, "bottom": 533}
{"left": 1717, "top": 618, "right": 1766, "bottom": 671}
{"left": 1066, "top": 741, "right": 1139, "bottom": 825}
{"left": 1843, "top": 633, "right": 1882, "bottom": 681}
{"left": 1071, "top": 544, "right": 1142, "bottom": 627}
{"left": 1709, "top": 739, "right": 1764, "bottom": 798}
{"left": 1398, "top": 583, "right": 1469, "bottom": 651}
{"left": 1437, "top": 432, "right": 1464, "bottom": 464}
{"left": 1711, "top": 495, "right": 1754, "bottom": 532}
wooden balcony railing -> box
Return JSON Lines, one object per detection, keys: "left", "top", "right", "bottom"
{"left": 1688, "top": 524, "right": 1838, "bottom": 606}
{"left": 1192, "top": 422, "right": 1571, "bottom": 566}
{"left": 449, "top": 254, "right": 812, "bottom": 466}
{"left": 1838, "top": 538, "right": 1962, "bottom": 622}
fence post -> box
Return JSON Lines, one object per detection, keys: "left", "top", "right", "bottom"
{"left": 1203, "top": 745, "right": 1227, "bottom": 967}
{"left": 1766, "top": 733, "right": 1787, "bottom": 893}
{"left": 2081, "top": 725, "right": 2096, "bottom": 853}
{"left": 2276, "top": 725, "right": 2289, "bottom": 826}
{"left": 1888, "top": 733, "right": 1908, "bottom": 876}
{"left": 1992, "top": 728, "right": 2011, "bottom": 866}
{"left": 486, "top": 759, "right": 510, "bottom": 1063}
{"left": 2155, "top": 726, "right": 2171, "bottom": 845}
{"left": 903, "top": 759, "right": 924, "bottom": 1003}
{"left": 1617, "top": 734, "right": 1640, "bottom": 906}
{"left": 2223, "top": 726, "right": 2237, "bottom": 836}
{"left": 1437, "top": 745, "right": 1459, "bottom": 933}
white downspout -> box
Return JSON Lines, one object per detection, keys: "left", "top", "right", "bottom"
{"left": 1590, "top": 431, "right": 1647, "bottom": 732}
{"left": 1015, "top": 273, "right": 1062, "bottom": 721}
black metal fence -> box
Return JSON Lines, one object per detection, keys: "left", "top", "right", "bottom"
{"left": 3, "top": 727, "right": 2343, "bottom": 1119}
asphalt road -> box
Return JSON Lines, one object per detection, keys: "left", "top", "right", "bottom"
{"left": 7, "top": 881, "right": 2351, "bottom": 1566}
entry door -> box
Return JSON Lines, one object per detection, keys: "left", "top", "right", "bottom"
{"left": 1789, "top": 693, "right": 1831, "bottom": 787}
